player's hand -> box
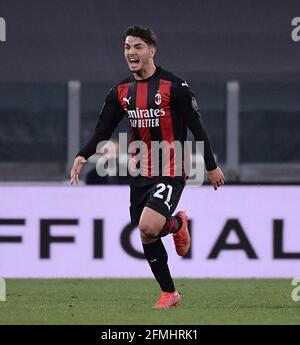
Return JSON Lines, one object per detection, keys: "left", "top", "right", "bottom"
{"left": 70, "top": 156, "right": 87, "bottom": 185}
{"left": 207, "top": 167, "right": 225, "bottom": 190}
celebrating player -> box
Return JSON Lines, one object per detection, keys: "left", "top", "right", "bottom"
{"left": 70, "top": 25, "right": 225, "bottom": 308}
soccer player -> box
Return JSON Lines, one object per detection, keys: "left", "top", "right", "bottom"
{"left": 70, "top": 25, "right": 225, "bottom": 308}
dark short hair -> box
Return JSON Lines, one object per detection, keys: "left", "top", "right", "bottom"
{"left": 124, "top": 25, "right": 157, "bottom": 47}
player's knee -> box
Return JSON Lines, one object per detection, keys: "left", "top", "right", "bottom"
{"left": 139, "top": 222, "right": 158, "bottom": 239}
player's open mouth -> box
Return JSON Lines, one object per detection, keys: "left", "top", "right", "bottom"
{"left": 129, "top": 58, "right": 139, "bottom": 67}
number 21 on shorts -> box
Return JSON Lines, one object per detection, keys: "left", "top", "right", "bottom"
{"left": 153, "top": 183, "right": 173, "bottom": 211}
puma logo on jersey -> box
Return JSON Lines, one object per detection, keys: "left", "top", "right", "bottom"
{"left": 123, "top": 96, "right": 131, "bottom": 105}
{"left": 181, "top": 81, "right": 189, "bottom": 87}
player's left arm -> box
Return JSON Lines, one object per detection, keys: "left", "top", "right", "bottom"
{"left": 70, "top": 87, "right": 124, "bottom": 185}
{"left": 173, "top": 82, "right": 225, "bottom": 190}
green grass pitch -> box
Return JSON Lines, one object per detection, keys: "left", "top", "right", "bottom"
{"left": 0, "top": 279, "right": 299, "bottom": 324}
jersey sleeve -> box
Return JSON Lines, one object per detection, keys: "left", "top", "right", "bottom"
{"left": 173, "top": 82, "right": 217, "bottom": 171}
{"left": 77, "top": 87, "right": 125, "bottom": 159}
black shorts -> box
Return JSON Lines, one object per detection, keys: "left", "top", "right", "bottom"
{"left": 130, "top": 177, "right": 185, "bottom": 225}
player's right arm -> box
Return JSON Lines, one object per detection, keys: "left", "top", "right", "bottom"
{"left": 70, "top": 87, "right": 125, "bottom": 184}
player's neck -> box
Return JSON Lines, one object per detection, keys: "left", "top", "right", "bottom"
{"left": 133, "top": 63, "right": 156, "bottom": 81}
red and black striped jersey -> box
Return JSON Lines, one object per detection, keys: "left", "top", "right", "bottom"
{"left": 78, "top": 66, "right": 217, "bottom": 185}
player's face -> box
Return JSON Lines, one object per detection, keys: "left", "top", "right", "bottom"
{"left": 124, "top": 36, "right": 156, "bottom": 73}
